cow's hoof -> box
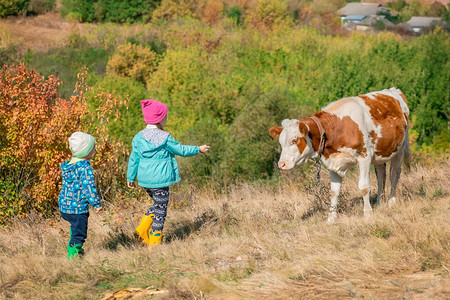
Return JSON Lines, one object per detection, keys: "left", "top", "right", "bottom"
{"left": 327, "top": 213, "right": 337, "bottom": 224}
{"left": 388, "top": 197, "right": 397, "bottom": 207}
{"left": 363, "top": 209, "right": 373, "bottom": 221}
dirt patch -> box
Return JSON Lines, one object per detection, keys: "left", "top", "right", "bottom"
{"left": 0, "top": 12, "right": 82, "bottom": 51}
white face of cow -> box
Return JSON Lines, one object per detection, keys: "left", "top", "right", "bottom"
{"left": 269, "top": 119, "right": 316, "bottom": 170}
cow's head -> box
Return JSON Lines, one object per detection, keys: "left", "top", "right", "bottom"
{"left": 269, "top": 119, "right": 316, "bottom": 170}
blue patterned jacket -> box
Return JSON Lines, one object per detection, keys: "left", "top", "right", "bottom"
{"left": 58, "top": 159, "right": 101, "bottom": 214}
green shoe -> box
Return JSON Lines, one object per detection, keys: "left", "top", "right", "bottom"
{"left": 68, "top": 244, "right": 84, "bottom": 259}
{"left": 75, "top": 244, "right": 85, "bottom": 256}
{"left": 67, "top": 228, "right": 73, "bottom": 258}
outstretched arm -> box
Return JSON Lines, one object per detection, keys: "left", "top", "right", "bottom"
{"left": 166, "top": 136, "right": 202, "bottom": 157}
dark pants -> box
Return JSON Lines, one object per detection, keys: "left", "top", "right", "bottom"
{"left": 144, "top": 187, "right": 170, "bottom": 233}
{"left": 61, "top": 212, "right": 89, "bottom": 246}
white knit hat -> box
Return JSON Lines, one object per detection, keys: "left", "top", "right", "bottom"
{"left": 69, "top": 132, "right": 95, "bottom": 158}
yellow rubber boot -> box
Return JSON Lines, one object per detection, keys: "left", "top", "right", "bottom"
{"left": 134, "top": 214, "right": 154, "bottom": 244}
{"left": 148, "top": 231, "right": 162, "bottom": 248}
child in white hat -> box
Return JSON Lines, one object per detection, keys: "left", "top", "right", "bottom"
{"left": 58, "top": 131, "right": 102, "bottom": 259}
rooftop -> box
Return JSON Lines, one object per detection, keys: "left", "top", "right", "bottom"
{"left": 337, "top": 3, "right": 388, "bottom": 16}
{"left": 406, "top": 17, "right": 444, "bottom": 27}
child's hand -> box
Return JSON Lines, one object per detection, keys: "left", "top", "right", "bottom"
{"left": 199, "top": 145, "right": 210, "bottom": 153}
{"left": 127, "top": 182, "right": 135, "bottom": 189}
{"left": 95, "top": 206, "right": 103, "bottom": 213}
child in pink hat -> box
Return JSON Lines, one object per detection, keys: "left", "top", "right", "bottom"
{"left": 127, "top": 99, "right": 210, "bottom": 248}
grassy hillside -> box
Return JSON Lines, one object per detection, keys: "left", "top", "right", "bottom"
{"left": 0, "top": 4, "right": 448, "bottom": 299}
{"left": 1, "top": 12, "right": 448, "bottom": 193}
{"left": 0, "top": 162, "right": 448, "bottom": 299}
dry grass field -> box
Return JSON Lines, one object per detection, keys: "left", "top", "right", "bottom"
{"left": 0, "top": 13, "right": 80, "bottom": 52}
{"left": 0, "top": 161, "right": 448, "bottom": 299}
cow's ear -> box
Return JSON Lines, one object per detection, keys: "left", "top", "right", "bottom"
{"left": 299, "top": 122, "right": 309, "bottom": 137}
{"left": 269, "top": 126, "right": 283, "bottom": 140}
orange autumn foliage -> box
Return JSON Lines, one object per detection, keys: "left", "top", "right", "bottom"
{"left": 0, "top": 64, "right": 128, "bottom": 224}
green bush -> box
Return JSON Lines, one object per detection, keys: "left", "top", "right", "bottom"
{"left": 224, "top": 5, "right": 242, "bottom": 25}
{"left": 61, "top": 0, "right": 160, "bottom": 23}
{"left": 106, "top": 42, "right": 158, "bottom": 84}
{"left": 0, "top": 0, "right": 29, "bottom": 17}
{"left": 61, "top": 0, "right": 95, "bottom": 22}
{"left": 126, "top": 36, "right": 167, "bottom": 55}
{"left": 96, "top": 0, "right": 158, "bottom": 23}
{"left": 403, "top": 28, "right": 449, "bottom": 144}
{"left": 221, "top": 89, "right": 315, "bottom": 181}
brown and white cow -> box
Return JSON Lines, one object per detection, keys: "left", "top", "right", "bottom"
{"left": 269, "top": 87, "right": 411, "bottom": 223}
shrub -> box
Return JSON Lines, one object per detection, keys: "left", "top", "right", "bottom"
{"left": 0, "top": 64, "right": 127, "bottom": 224}
{"left": 152, "top": 0, "right": 196, "bottom": 21}
{"left": 126, "top": 35, "right": 167, "bottom": 56}
{"left": 27, "top": 0, "right": 55, "bottom": 15}
{"left": 61, "top": 0, "right": 95, "bottom": 22}
{"left": 221, "top": 88, "right": 314, "bottom": 181}
{"left": 62, "top": 0, "right": 160, "bottom": 23}
{"left": 224, "top": 5, "right": 242, "bottom": 25}
{"left": 406, "top": 28, "right": 449, "bottom": 144}
{"left": 200, "top": 0, "right": 223, "bottom": 25}
{"left": 106, "top": 42, "right": 158, "bottom": 85}
{"left": 245, "top": 0, "right": 290, "bottom": 30}
{"left": 95, "top": 0, "right": 159, "bottom": 23}
{"left": 0, "top": 40, "right": 20, "bottom": 65}
{"left": 0, "top": 0, "right": 29, "bottom": 17}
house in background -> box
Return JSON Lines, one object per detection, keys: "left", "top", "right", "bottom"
{"left": 337, "top": 2, "right": 393, "bottom": 31}
{"left": 404, "top": 16, "right": 446, "bottom": 33}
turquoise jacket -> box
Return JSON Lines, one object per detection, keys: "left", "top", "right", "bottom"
{"left": 127, "top": 126, "right": 200, "bottom": 188}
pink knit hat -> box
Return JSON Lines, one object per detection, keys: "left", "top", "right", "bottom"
{"left": 141, "top": 99, "right": 168, "bottom": 124}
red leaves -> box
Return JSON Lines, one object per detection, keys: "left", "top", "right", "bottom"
{"left": 0, "top": 64, "right": 127, "bottom": 223}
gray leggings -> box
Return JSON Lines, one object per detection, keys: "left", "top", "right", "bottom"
{"left": 144, "top": 187, "right": 169, "bottom": 233}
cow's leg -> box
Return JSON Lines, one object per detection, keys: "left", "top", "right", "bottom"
{"left": 358, "top": 158, "right": 372, "bottom": 218}
{"left": 389, "top": 153, "right": 402, "bottom": 207}
{"left": 374, "top": 163, "right": 386, "bottom": 206}
{"left": 327, "top": 171, "right": 342, "bottom": 224}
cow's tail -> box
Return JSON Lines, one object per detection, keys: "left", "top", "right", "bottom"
{"left": 403, "top": 128, "right": 411, "bottom": 171}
